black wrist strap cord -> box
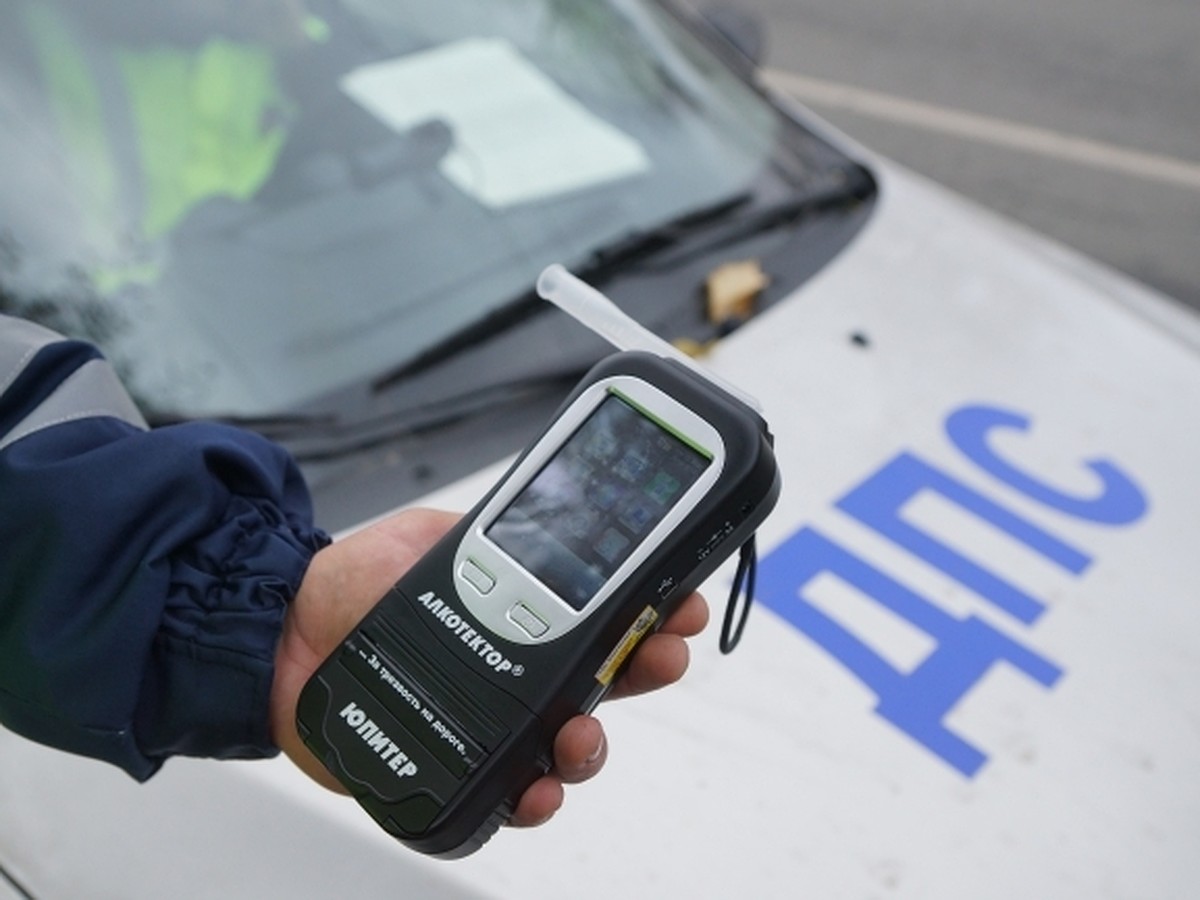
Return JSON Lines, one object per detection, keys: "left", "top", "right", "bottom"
{"left": 718, "top": 535, "right": 757, "bottom": 654}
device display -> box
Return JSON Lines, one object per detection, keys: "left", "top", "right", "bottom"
{"left": 296, "top": 268, "right": 780, "bottom": 859}
{"left": 486, "top": 391, "right": 711, "bottom": 610}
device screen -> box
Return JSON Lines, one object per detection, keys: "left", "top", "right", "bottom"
{"left": 486, "top": 391, "right": 712, "bottom": 610}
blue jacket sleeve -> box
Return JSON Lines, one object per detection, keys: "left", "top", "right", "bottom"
{"left": 0, "top": 317, "right": 330, "bottom": 780}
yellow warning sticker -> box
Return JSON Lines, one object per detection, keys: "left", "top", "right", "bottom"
{"left": 595, "top": 606, "right": 659, "bottom": 686}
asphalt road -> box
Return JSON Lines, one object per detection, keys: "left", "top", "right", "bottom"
{"left": 718, "top": 0, "right": 1200, "bottom": 314}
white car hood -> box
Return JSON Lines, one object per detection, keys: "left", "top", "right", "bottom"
{"left": 3, "top": 159, "right": 1197, "bottom": 900}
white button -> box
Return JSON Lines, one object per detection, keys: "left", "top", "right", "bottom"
{"left": 459, "top": 558, "right": 496, "bottom": 595}
{"left": 509, "top": 603, "right": 549, "bottom": 638}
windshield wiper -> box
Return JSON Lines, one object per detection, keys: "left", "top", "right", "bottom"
{"left": 367, "top": 192, "right": 756, "bottom": 395}
{"left": 145, "top": 409, "right": 337, "bottom": 438}
{"left": 368, "top": 166, "right": 871, "bottom": 398}
{"left": 286, "top": 364, "right": 593, "bottom": 462}
{"left": 583, "top": 190, "right": 755, "bottom": 271}
{"left": 576, "top": 163, "right": 874, "bottom": 282}
{"left": 370, "top": 286, "right": 544, "bottom": 394}
{"left": 150, "top": 363, "right": 592, "bottom": 459}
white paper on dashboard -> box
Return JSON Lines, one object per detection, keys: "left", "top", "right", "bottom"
{"left": 340, "top": 37, "right": 650, "bottom": 209}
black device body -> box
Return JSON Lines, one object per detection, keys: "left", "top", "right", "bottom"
{"left": 296, "top": 351, "right": 780, "bottom": 857}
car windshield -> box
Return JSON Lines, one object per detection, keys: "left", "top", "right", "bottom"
{"left": 0, "top": 0, "right": 796, "bottom": 418}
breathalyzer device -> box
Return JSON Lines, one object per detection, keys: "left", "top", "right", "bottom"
{"left": 296, "top": 265, "right": 780, "bottom": 857}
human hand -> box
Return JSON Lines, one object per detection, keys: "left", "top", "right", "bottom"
{"left": 269, "top": 507, "right": 708, "bottom": 827}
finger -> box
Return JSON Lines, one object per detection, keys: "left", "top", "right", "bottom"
{"left": 552, "top": 715, "right": 608, "bottom": 784}
{"left": 608, "top": 631, "right": 689, "bottom": 700}
{"left": 508, "top": 774, "right": 564, "bottom": 828}
{"left": 659, "top": 591, "right": 709, "bottom": 638}
{"left": 508, "top": 716, "right": 606, "bottom": 828}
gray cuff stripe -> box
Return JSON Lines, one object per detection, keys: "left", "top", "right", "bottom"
{"left": 0, "top": 316, "right": 62, "bottom": 397}
{"left": 2, "top": 318, "right": 148, "bottom": 452}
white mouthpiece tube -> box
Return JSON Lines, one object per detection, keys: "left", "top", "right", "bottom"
{"left": 537, "top": 264, "right": 762, "bottom": 413}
